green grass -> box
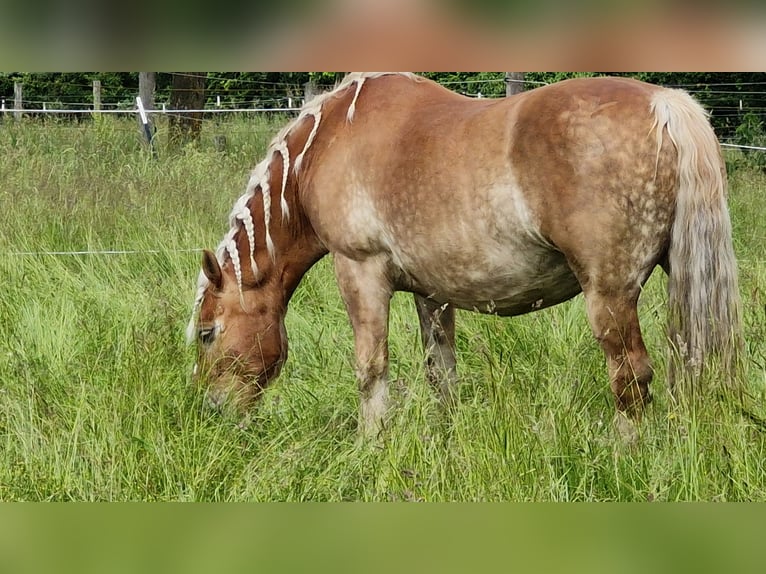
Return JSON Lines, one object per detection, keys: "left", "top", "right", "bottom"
{"left": 1, "top": 115, "right": 765, "bottom": 501}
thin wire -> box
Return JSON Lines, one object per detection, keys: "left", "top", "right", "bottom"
{"left": 721, "top": 143, "right": 766, "bottom": 152}
{"left": 0, "top": 107, "right": 301, "bottom": 114}
{"left": 9, "top": 248, "right": 203, "bottom": 256}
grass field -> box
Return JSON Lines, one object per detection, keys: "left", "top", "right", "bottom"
{"left": 1, "top": 115, "right": 765, "bottom": 501}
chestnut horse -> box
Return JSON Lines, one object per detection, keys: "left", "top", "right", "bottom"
{"left": 188, "top": 72, "right": 741, "bottom": 435}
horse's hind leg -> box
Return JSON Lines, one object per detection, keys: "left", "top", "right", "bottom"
{"left": 414, "top": 295, "right": 457, "bottom": 407}
{"left": 583, "top": 289, "right": 653, "bottom": 422}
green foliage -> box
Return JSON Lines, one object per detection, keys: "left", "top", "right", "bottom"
{"left": 307, "top": 72, "right": 344, "bottom": 86}
{"left": 733, "top": 112, "right": 766, "bottom": 172}
{"left": 420, "top": 72, "right": 506, "bottom": 97}
{"left": 1, "top": 117, "right": 766, "bottom": 500}
{"left": 205, "top": 73, "right": 311, "bottom": 108}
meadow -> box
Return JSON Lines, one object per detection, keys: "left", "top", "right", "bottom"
{"left": 0, "top": 114, "right": 765, "bottom": 501}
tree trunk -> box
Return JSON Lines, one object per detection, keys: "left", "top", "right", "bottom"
{"left": 168, "top": 72, "right": 206, "bottom": 147}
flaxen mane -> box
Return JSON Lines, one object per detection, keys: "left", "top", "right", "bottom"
{"left": 187, "top": 72, "right": 420, "bottom": 342}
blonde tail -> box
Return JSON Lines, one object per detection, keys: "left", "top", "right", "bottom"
{"left": 651, "top": 88, "right": 742, "bottom": 383}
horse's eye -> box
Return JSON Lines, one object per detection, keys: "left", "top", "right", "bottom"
{"left": 198, "top": 327, "right": 216, "bottom": 345}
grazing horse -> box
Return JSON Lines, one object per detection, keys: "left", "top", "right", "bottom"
{"left": 187, "top": 72, "right": 741, "bottom": 435}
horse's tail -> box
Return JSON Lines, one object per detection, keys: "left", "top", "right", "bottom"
{"left": 650, "top": 87, "right": 742, "bottom": 384}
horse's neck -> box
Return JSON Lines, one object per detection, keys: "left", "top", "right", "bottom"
{"left": 278, "top": 226, "right": 327, "bottom": 302}
{"left": 269, "top": 195, "right": 327, "bottom": 301}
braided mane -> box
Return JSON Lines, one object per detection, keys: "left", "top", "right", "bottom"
{"left": 187, "top": 72, "right": 419, "bottom": 342}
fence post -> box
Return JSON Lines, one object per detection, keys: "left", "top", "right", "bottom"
{"left": 14, "top": 82, "right": 22, "bottom": 120}
{"left": 505, "top": 73, "right": 525, "bottom": 97}
{"left": 136, "top": 96, "right": 157, "bottom": 158}
{"left": 139, "top": 73, "right": 156, "bottom": 112}
{"left": 138, "top": 73, "right": 156, "bottom": 138}
{"left": 93, "top": 80, "right": 102, "bottom": 111}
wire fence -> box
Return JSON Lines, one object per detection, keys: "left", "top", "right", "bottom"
{"left": 0, "top": 106, "right": 302, "bottom": 115}
{"left": 3, "top": 76, "right": 765, "bottom": 258}
{"left": 8, "top": 249, "right": 204, "bottom": 256}
{"left": 4, "top": 75, "right": 766, "bottom": 112}
{"left": 2, "top": 105, "right": 763, "bottom": 151}
{"left": 4, "top": 75, "right": 766, "bottom": 143}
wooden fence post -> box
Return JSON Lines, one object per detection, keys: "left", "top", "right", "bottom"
{"left": 136, "top": 96, "right": 157, "bottom": 158}
{"left": 93, "top": 80, "right": 102, "bottom": 111}
{"left": 505, "top": 73, "right": 525, "bottom": 97}
{"left": 138, "top": 73, "right": 156, "bottom": 135}
{"left": 139, "top": 73, "right": 156, "bottom": 113}
{"left": 14, "top": 82, "right": 22, "bottom": 120}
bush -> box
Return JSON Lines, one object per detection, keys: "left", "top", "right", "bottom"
{"left": 733, "top": 112, "right": 766, "bottom": 173}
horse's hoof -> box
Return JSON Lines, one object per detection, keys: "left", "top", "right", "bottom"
{"left": 613, "top": 411, "right": 640, "bottom": 445}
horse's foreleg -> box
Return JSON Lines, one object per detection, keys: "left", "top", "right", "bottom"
{"left": 334, "top": 254, "right": 393, "bottom": 438}
{"left": 414, "top": 295, "right": 457, "bottom": 408}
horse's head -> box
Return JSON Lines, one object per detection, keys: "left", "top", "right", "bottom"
{"left": 186, "top": 76, "right": 348, "bottom": 413}
{"left": 190, "top": 249, "right": 288, "bottom": 413}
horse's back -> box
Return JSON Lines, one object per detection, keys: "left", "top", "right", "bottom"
{"left": 306, "top": 75, "right": 681, "bottom": 313}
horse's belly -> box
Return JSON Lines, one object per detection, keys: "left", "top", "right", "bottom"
{"left": 399, "top": 245, "right": 582, "bottom": 316}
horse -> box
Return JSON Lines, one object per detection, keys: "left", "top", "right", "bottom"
{"left": 187, "top": 72, "right": 742, "bottom": 436}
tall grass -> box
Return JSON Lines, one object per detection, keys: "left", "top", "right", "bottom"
{"left": 1, "top": 115, "right": 765, "bottom": 501}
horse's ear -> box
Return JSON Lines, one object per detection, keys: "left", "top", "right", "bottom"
{"left": 201, "top": 249, "right": 223, "bottom": 290}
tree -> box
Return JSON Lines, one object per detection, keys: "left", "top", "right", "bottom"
{"left": 168, "top": 72, "right": 206, "bottom": 147}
